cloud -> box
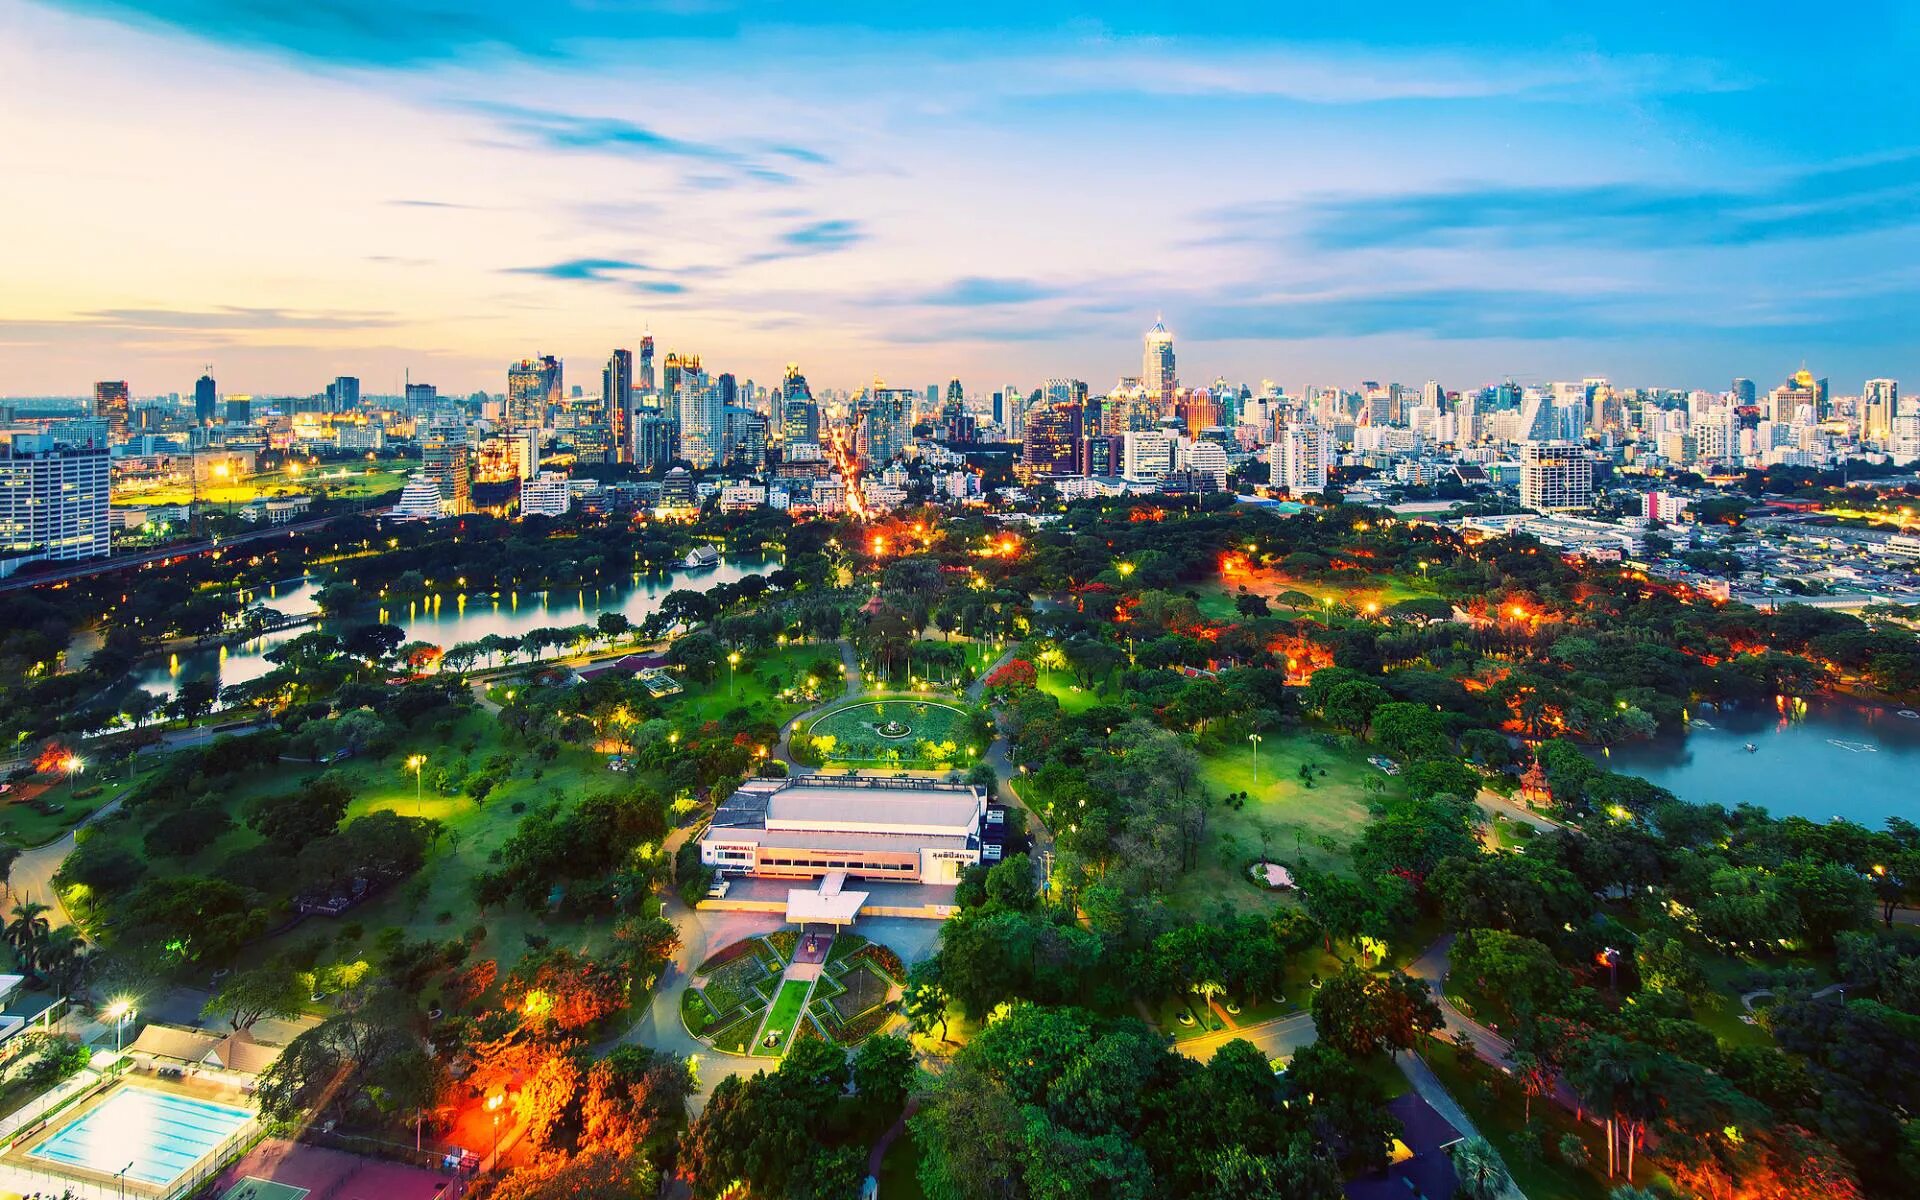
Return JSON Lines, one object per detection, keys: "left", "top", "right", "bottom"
{"left": 79, "top": 306, "right": 398, "bottom": 331}
{"left": 387, "top": 198, "right": 478, "bottom": 209}
{"left": 916, "top": 277, "right": 1062, "bottom": 307}
{"left": 739, "top": 218, "right": 868, "bottom": 264}
{"left": 504, "top": 257, "right": 657, "bottom": 282}
{"left": 1249, "top": 153, "right": 1920, "bottom": 254}
{"left": 460, "top": 101, "right": 820, "bottom": 184}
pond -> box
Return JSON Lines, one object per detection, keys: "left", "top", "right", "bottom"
{"left": 134, "top": 555, "right": 777, "bottom": 700}
{"left": 1602, "top": 696, "right": 1920, "bottom": 828}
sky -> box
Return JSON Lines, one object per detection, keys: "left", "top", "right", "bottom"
{"left": 2, "top": 1, "right": 1917, "bottom": 399}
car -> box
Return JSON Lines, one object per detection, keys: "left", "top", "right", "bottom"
{"left": 706, "top": 875, "right": 731, "bottom": 899}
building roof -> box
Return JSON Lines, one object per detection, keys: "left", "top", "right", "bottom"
{"left": 1343, "top": 1093, "right": 1463, "bottom": 1200}
{"left": 129, "top": 1024, "right": 221, "bottom": 1064}
{"left": 711, "top": 775, "right": 983, "bottom": 837}
{"left": 708, "top": 827, "right": 973, "bottom": 854}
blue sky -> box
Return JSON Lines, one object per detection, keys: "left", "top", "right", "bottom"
{"left": 2, "top": 0, "right": 1916, "bottom": 396}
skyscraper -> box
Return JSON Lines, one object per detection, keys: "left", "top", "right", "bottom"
{"left": 1732, "top": 377, "right": 1757, "bottom": 407}
{"left": 1142, "top": 318, "right": 1176, "bottom": 413}
{"left": 943, "top": 379, "right": 965, "bottom": 420}
{"left": 638, "top": 332, "right": 656, "bottom": 393}
{"left": 0, "top": 430, "right": 111, "bottom": 574}
{"left": 93, "top": 380, "right": 129, "bottom": 441}
{"left": 1270, "top": 421, "right": 1332, "bottom": 494}
{"left": 781, "top": 364, "right": 818, "bottom": 444}
{"left": 857, "top": 386, "right": 914, "bottom": 468}
{"left": 507, "top": 356, "right": 562, "bottom": 428}
{"left": 1022, "top": 402, "right": 1082, "bottom": 475}
{"left": 421, "top": 425, "right": 471, "bottom": 515}
{"left": 194, "top": 372, "right": 217, "bottom": 425}
{"left": 604, "top": 349, "right": 635, "bottom": 463}
{"left": 1864, "top": 379, "right": 1899, "bottom": 445}
{"left": 1520, "top": 443, "right": 1593, "bottom": 511}
{"left": 675, "top": 357, "right": 722, "bottom": 469}
{"left": 332, "top": 376, "right": 360, "bottom": 413}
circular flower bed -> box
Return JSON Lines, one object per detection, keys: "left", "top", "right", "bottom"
{"left": 802, "top": 699, "right": 979, "bottom": 765}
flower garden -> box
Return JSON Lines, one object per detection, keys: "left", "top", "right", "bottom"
{"left": 796, "top": 699, "right": 983, "bottom": 767}
{"left": 679, "top": 930, "right": 908, "bottom": 1055}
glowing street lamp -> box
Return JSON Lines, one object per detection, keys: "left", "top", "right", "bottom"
{"left": 104, "top": 997, "right": 136, "bottom": 1056}
{"left": 62, "top": 754, "right": 85, "bottom": 798}
{"left": 1248, "top": 732, "right": 1263, "bottom": 786}
{"left": 406, "top": 754, "right": 427, "bottom": 814}
{"left": 485, "top": 1091, "right": 505, "bottom": 1161}
{"left": 728, "top": 650, "right": 741, "bottom": 696}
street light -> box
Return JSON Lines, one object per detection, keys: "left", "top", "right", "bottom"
{"left": 62, "top": 754, "right": 85, "bottom": 798}
{"left": 406, "top": 754, "right": 427, "bottom": 815}
{"left": 1249, "top": 733, "right": 1263, "bottom": 786}
{"left": 728, "top": 651, "right": 741, "bottom": 696}
{"left": 104, "top": 998, "right": 136, "bottom": 1057}
{"left": 485, "top": 1092, "right": 506, "bottom": 1162}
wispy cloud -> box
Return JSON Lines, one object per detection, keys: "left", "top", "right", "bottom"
{"left": 916, "top": 277, "right": 1061, "bottom": 307}
{"left": 387, "top": 198, "right": 478, "bottom": 210}
{"left": 460, "top": 101, "right": 820, "bottom": 185}
{"left": 80, "top": 306, "right": 398, "bottom": 331}
{"left": 1228, "top": 153, "right": 1920, "bottom": 254}
{"left": 740, "top": 218, "right": 868, "bottom": 264}
{"left": 504, "top": 258, "right": 657, "bottom": 282}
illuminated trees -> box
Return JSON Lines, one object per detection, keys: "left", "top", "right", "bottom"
{"left": 504, "top": 947, "right": 630, "bottom": 1033}
{"left": 201, "top": 963, "right": 306, "bottom": 1031}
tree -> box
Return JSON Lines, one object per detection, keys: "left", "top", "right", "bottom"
{"left": 1311, "top": 965, "right": 1387, "bottom": 1058}
{"left": 904, "top": 958, "right": 953, "bottom": 1042}
{"left": 202, "top": 963, "right": 306, "bottom": 1031}
{"left": 3, "top": 900, "right": 51, "bottom": 973}
{"left": 256, "top": 996, "right": 436, "bottom": 1128}
{"left": 853, "top": 1034, "right": 915, "bottom": 1115}
{"left": 1451, "top": 1137, "right": 1512, "bottom": 1200}
{"left": 250, "top": 774, "right": 352, "bottom": 852}
{"left": 475, "top": 1148, "right": 656, "bottom": 1200}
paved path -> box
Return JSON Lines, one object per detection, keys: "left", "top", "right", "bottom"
{"left": 1173, "top": 1010, "right": 1317, "bottom": 1063}
{"left": 7, "top": 790, "right": 129, "bottom": 930}
{"left": 1406, "top": 934, "right": 1584, "bottom": 1113}
{"left": 1475, "top": 788, "right": 1561, "bottom": 832}
{"left": 1397, "top": 1053, "right": 1528, "bottom": 1200}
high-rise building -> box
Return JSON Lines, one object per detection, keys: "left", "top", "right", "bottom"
{"left": 421, "top": 426, "right": 471, "bottom": 515}
{"left": 781, "top": 365, "right": 817, "bottom": 444}
{"left": 1022, "top": 403, "right": 1082, "bottom": 475}
{"left": 508, "top": 356, "right": 562, "bottom": 429}
{"left": 405, "top": 382, "right": 437, "bottom": 416}
{"left": 638, "top": 332, "right": 656, "bottom": 393}
{"left": 520, "top": 471, "right": 572, "bottom": 518}
{"left": 1142, "top": 318, "right": 1176, "bottom": 413}
{"left": 1520, "top": 442, "right": 1593, "bottom": 511}
{"left": 942, "top": 379, "right": 966, "bottom": 420}
{"left": 1732, "top": 377, "right": 1757, "bottom": 407}
{"left": 1270, "top": 420, "right": 1332, "bottom": 494}
{"left": 224, "top": 396, "right": 252, "bottom": 426}
{"left": 634, "top": 414, "right": 675, "bottom": 472}
{"left": 1121, "top": 429, "right": 1172, "bottom": 480}
{"left": 675, "top": 359, "right": 723, "bottom": 469}
{"left": 331, "top": 376, "right": 360, "bottom": 413}
{"left": 1863, "top": 379, "right": 1899, "bottom": 445}
{"left": 0, "top": 430, "right": 111, "bottom": 575}
{"left": 194, "top": 372, "right": 218, "bottom": 425}
{"left": 604, "top": 349, "right": 635, "bottom": 463}
{"left": 93, "top": 381, "right": 130, "bottom": 441}
{"left": 1768, "top": 369, "right": 1826, "bottom": 423}
{"left": 857, "top": 386, "right": 915, "bottom": 468}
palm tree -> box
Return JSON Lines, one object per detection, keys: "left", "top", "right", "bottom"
{"left": 37, "top": 928, "right": 89, "bottom": 996}
{"left": 4, "top": 900, "right": 53, "bottom": 974}
{"left": 1450, "top": 1137, "right": 1511, "bottom": 1200}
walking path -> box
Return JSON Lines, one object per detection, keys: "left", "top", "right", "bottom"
{"left": 1396, "top": 1053, "right": 1528, "bottom": 1200}
{"left": 8, "top": 790, "right": 129, "bottom": 930}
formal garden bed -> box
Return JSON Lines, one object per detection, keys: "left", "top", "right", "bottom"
{"left": 682, "top": 932, "right": 794, "bottom": 1045}
{"left": 793, "top": 699, "right": 986, "bottom": 767}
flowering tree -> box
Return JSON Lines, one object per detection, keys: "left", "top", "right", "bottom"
{"left": 983, "top": 658, "right": 1037, "bottom": 692}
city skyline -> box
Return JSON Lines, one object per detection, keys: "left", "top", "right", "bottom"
{"left": 3, "top": 1, "right": 1918, "bottom": 393}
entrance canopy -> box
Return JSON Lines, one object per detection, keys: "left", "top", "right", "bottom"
{"left": 787, "top": 870, "right": 868, "bottom": 925}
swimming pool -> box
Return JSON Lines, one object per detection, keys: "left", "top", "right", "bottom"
{"left": 28, "top": 1086, "right": 254, "bottom": 1186}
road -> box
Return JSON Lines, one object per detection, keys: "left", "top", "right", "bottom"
{"left": 7, "top": 791, "right": 128, "bottom": 929}
{"left": 1173, "top": 1010, "right": 1317, "bottom": 1064}
{"left": 0, "top": 514, "right": 348, "bottom": 593}
{"left": 1406, "top": 934, "right": 1583, "bottom": 1112}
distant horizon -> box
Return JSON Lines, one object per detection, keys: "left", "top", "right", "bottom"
{"left": 4, "top": 2, "right": 1916, "bottom": 392}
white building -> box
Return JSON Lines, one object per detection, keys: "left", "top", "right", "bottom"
{"left": 389, "top": 473, "right": 447, "bottom": 521}
{"left": 0, "top": 430, "right": 110, "bottom": 576}
{"left": 1175, "top": 439, "right": 1229, "bottom": 490}
{"left": 1270, "top": 420, "right": 1332, "bottom": 494}
{"left": 700, "top": 775, "right": 988, "bottom": 887}
{"left": 1122, "top": 430, "right": 1172, "bottom": 481}
{"left": 520, "top": 471, "right": 572, "bottom": 518}
{"left": 1519, "top": 442, "right": 1593, "bottom": 512}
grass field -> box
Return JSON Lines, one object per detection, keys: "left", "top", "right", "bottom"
{"left": 1194, "top": 569, "right": 1433, "bottom": 621}
{"left": 1036, "top": 669, "right": 1104, "bottom": 714}
{"left": 668, "top": 644, "right": 844, "bottom": 729}
{"left": 802, "top": 697, "right": 979, "bottom": 766}
{"left": 754, "top": 980, "right": 813, "bottom": 1056}
{"left": 878, "top": 1128, "right": 928, "bottom": 1200}
{"left": 827, "top": 962, "right": 891, "bottom": 1022}
{"left": 73, "top": 707, "right": 632, "bottom": 979}
{"left": 113, "top": 462, "right": 418, "bottom": 508}
{"left": 1422, "top": 1041, "right": 1625, "bottom": 1200}
{"left": 1166, "top": 731, "right": 1385, "bottom": 915}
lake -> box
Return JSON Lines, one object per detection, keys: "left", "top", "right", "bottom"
{"left": 1603, "top": 696, "right": 1920, "bottom": 828}
{"left": 134, "top": 555, "right": 777, "bottom": 700}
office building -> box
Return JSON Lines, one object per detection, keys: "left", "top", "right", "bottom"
{"left": 421, "top": 426, "right": 471, "bottom": 515}
{"left": 1022, "top": 402, "right": 1082, "bottom": 475}
{"left": 781, "top": 365, "right": 817, "bottom": 444}
{"left": 1864, "top": 379, "right": 1899, "bottom": 445}
{"left": 508, "top": 356, "right": 562, "bottom": 429}
{"left": 1270, "top": 420, "right": 1332, "bottom": 494}
{"left": 1122, "top": 429, "right": 1172, "bottom": 480}
{"left": 1732, "top": 377, "right": 1757, "bottom": 407}
{"left": 389, "top": 474, "right": 447, "bottom": 521}
{"left": 1519, "top": 442, "right": 1593, "bottom": 512}
{"left": 330, "top": 376, "right": 360, "bottom": 413}
{"left": 0, "top": 430, "right": 111, "bottom": 576}
{"left": 93, "top": 381, "right": 130, "bottom": 441}
{"left": 1767, "top": 369, "right": 1826, "bottom": 423}
{"left": 1142, "top": 318, "right": 1176, "bottom": 414}
{"left": 634, "top": 414, "right": 675, "bottom": 472}
{"left": 520, "top": 471, "right": 572, "bottom": 518}
{"left": 604, "top": 349, "right": 635, "bottom": 463}
{"left": 194, "top": 373, "right": 218, "bottom": 425}
{"left": 857, "top": 387, "right": 914, "bottom": 468}
{"left": 675, "top": 360, "right": 723, "bottom": 469}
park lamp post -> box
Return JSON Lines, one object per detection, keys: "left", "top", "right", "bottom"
{"left": 1249, "top": 733, "right": 1263, "bottom": 786}
{"left": 62, "top": 754, "right": 85, "bottom": 798}
{"left": 485, "top": 1091, "right": 506, "bottom": 1161}
{"left": 728, "top": 651, "right": 741, "bottom": 696}
{"left": 406, "top": 754, "right": 427, "bottom": 815}
{"left": 105, "top": 997, "right": 135, "bottom": 1057}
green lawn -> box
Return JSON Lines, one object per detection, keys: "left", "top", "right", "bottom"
{"left": 1036, "top": 670, "right": 1104, "bottom": 715}
{"left": 1421, "top": 1041, "right": 1625, "bottom": 1200}
{"left": 668, "top": 644, "right": 843, "bottom": 729}
{"left": 754, "top": 979, "right": 813, "bottom": 1056}
{"left": 1166, "top": 731, "right": 1385, "bottom": 915}
{"left": 801, "top": 697, "right": 980, "bottom": 767}
{"left": 1193, "top": 570, "right": 1432, "bottom": 621}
